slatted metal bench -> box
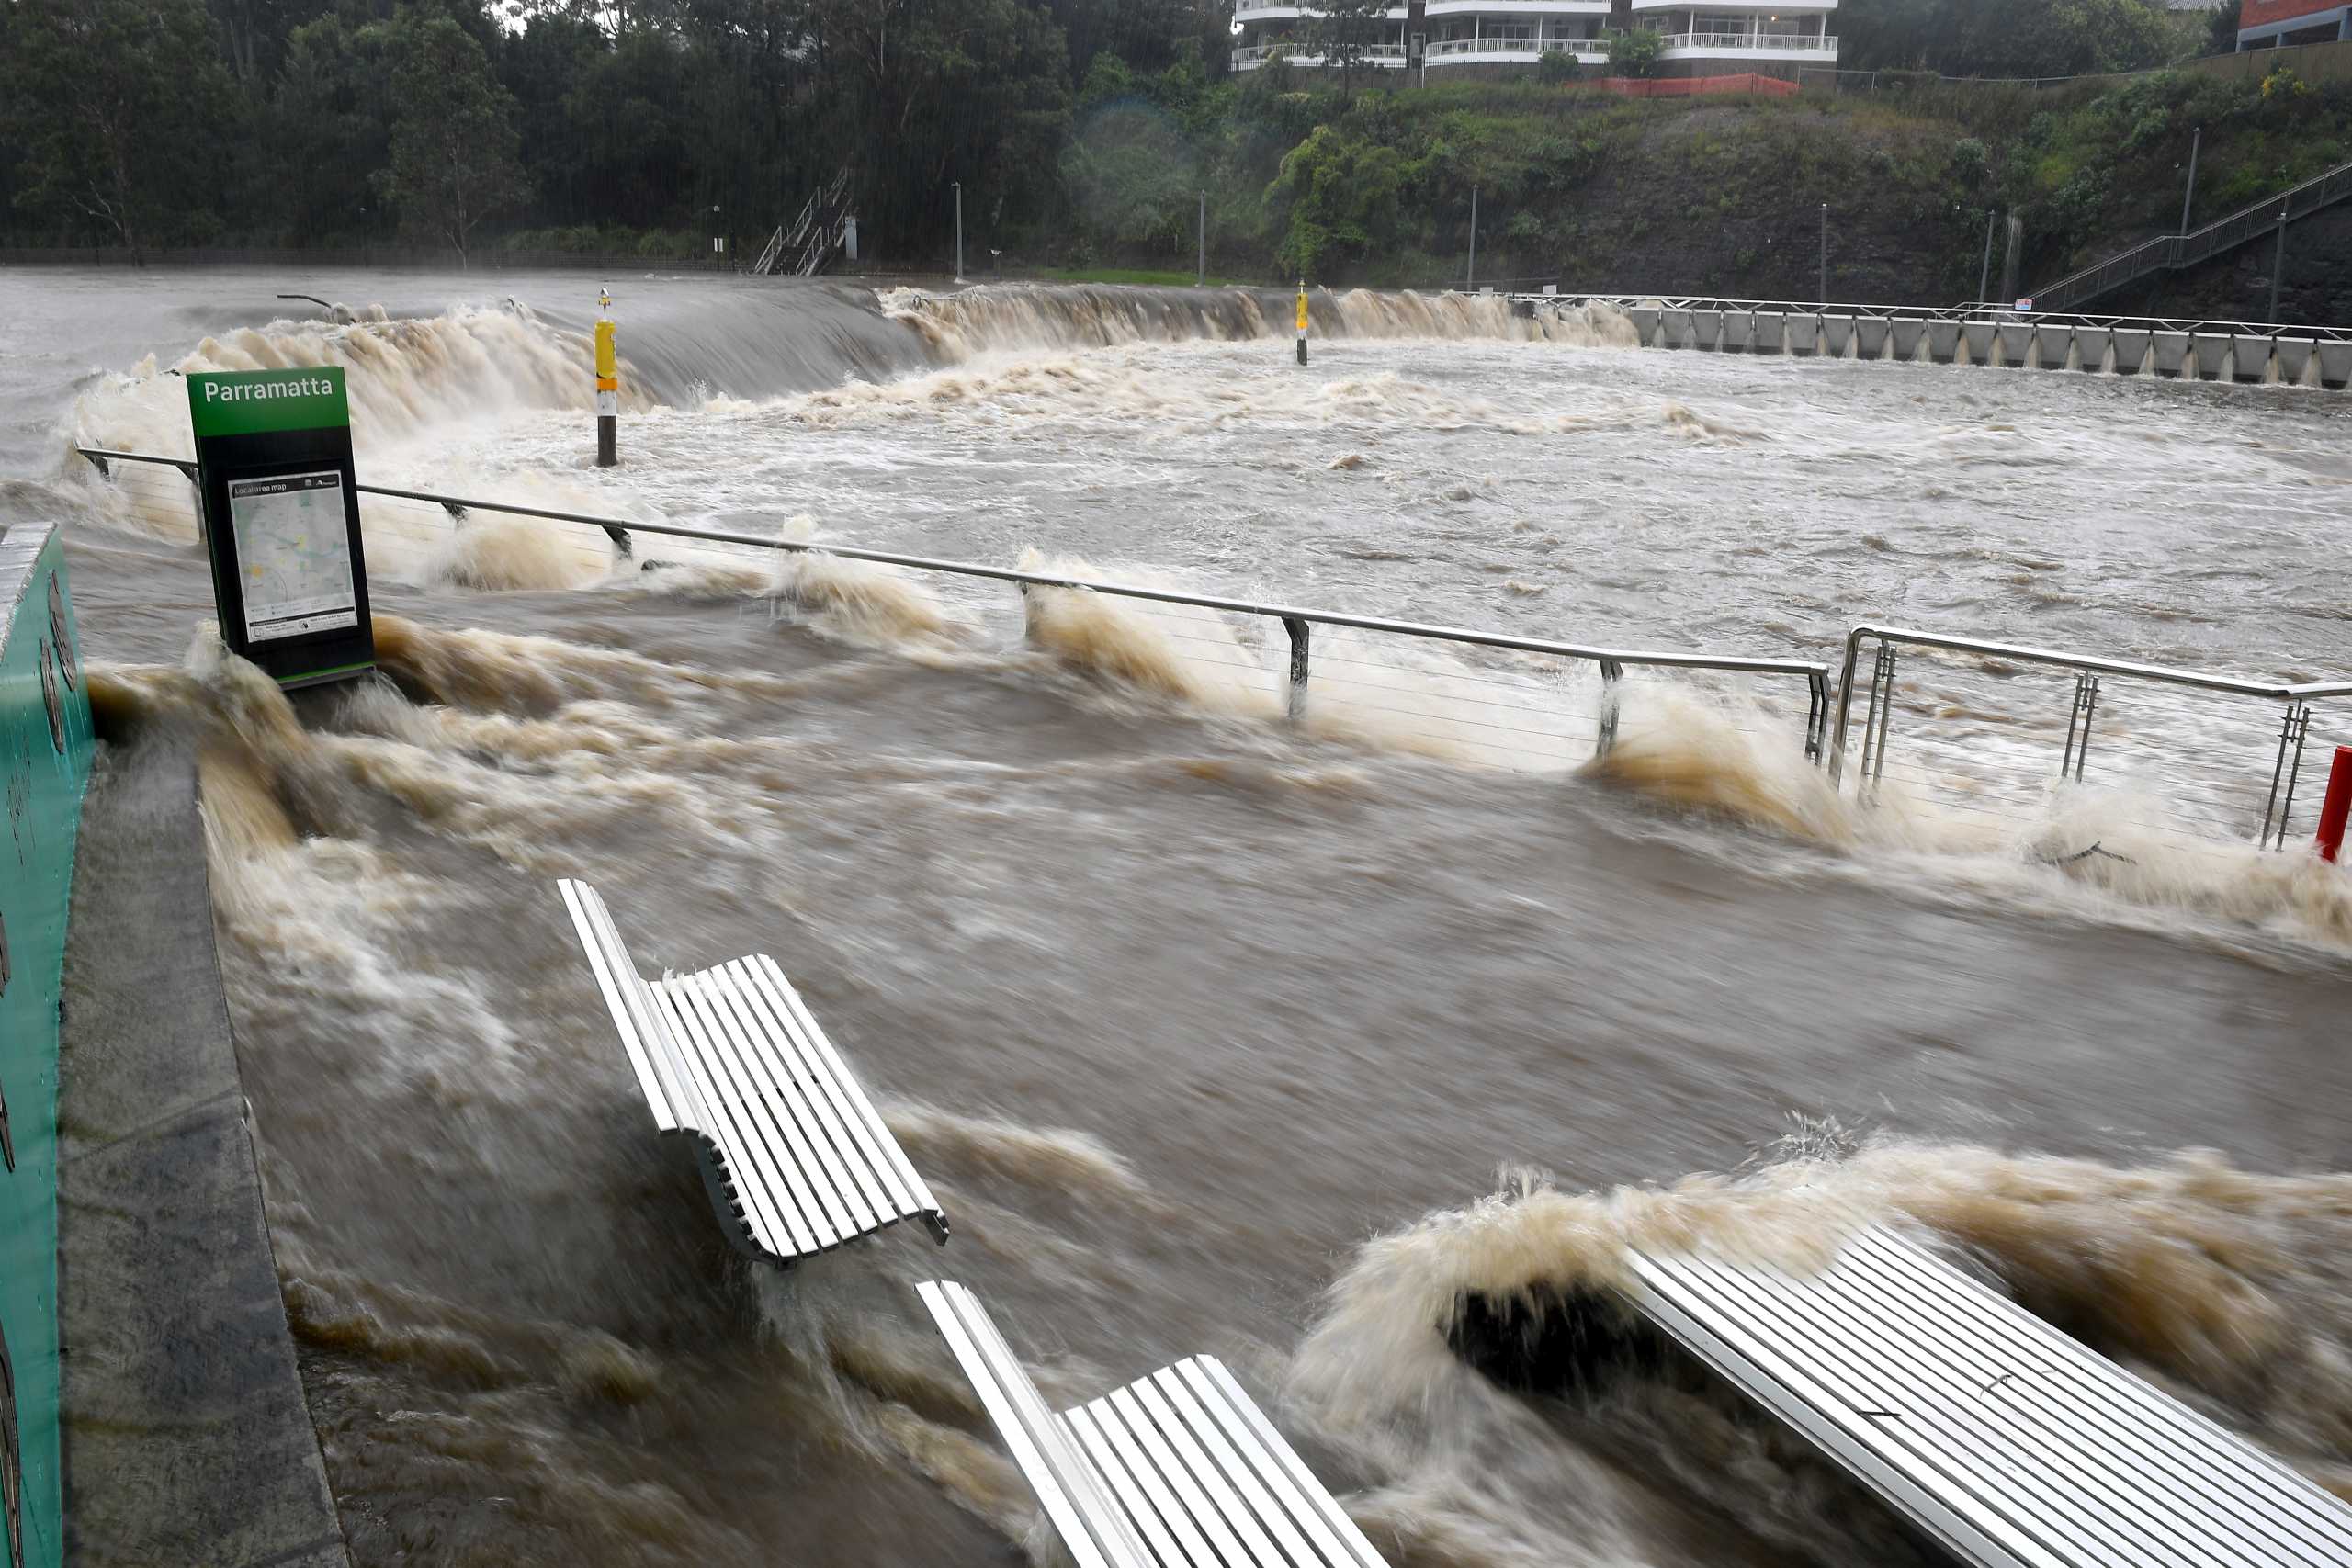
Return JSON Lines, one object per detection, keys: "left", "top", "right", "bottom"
{"left": 1626, "top": 1224, "right": 2352, "bottom": 1568}
{"left": 558, "top": 878, "right": 947, "bottom": 1264}
{"left": 917, "top": 1280, "right": 1390, "bottom": 1568}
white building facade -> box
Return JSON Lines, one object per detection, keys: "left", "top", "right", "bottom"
{"left": 1232, "top": 0, "right": 1838, "bottom": 76}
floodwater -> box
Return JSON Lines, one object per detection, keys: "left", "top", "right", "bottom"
{"left": 5, "top": 265, "right": 2351, "bottom": 1568}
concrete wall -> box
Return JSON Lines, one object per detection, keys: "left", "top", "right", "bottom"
{"left": 55, "top": 718, "right": 351, "bottom": 1566}
{"left": 0, "top": 524, "right": 96, "bottom": 1568}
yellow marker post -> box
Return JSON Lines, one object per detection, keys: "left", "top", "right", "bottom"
{"left": 1295, "top": 280, "right": 1309, "bottom": 367}
{"left": 594, "top": 287, "right": 618, "bottom": 468}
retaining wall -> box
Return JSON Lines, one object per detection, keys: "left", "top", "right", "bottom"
{"left": 0, "top": 524, "right": 95, "bottom": 1568}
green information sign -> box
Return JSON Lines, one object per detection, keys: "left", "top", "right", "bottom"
{"left": 186, "top": 368, "right": 374, "bottom": 688}
{"left": 186, "top": 369, "right": 350, "bottom": 440}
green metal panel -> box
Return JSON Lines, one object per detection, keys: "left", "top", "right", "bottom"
{"left": 0, "top": 524, "right": 95, "bottom": 1568}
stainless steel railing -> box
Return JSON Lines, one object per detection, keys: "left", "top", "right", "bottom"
{"left": 1510, "top": 292, "right": 2352, "bottom": 342}
{"left": 1829, "top": 624, "right": 2350, "bottom": 851}
{"left": 69, "top": 445, "right": 2349, "bottom": 846}
{"left": 71, "top": 445, "right": 1831, "bottom": 764}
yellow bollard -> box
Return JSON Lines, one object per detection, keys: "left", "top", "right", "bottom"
{"left": 1295, "top": 280, "right": 1309, "bottom": 367}
{"left": 594, "top": 287, "right": 617, "bottom": 468}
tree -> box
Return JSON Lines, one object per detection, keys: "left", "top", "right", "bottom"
{"left": 377, "top": 10, "right": 532, "bottom": 263}
{"left": 1838, "top": 0, "right": 2179, "bottom": 77}
{"left": 2206, "top": 0, "right": 2243, "bottom": 56}
{"left": 0, "top": 0, "right": 239, "bottom": 256}
{"left": 1313, "top": 0, "right": 1392, "bottom": 99}
{"left": 1607, "top": 27, "right": 1666, "bottom": 79}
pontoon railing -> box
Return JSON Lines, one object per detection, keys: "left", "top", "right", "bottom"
{"left": 70, "top": 444, "right": 1832, "bottom": 765}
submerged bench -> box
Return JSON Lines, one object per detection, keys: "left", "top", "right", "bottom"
{"left": 1626, "top": 1224, "right": 2352, "bottom": 1568}
{"left": 918, "top": 1280, "right": 1389, "bottom": 1568}
{"left": 558, "top": 878, "right": 948, "bottom": 1264}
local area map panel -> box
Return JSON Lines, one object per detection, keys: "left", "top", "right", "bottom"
{"left": 226, "top": 470, "right": 360, "bottom": 642}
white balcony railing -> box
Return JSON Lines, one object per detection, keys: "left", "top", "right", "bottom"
{"left": 1233, "top": 33, "right": 1615, "bottom": 69}
{"left": 1661, "top": 29, "right": 1839, "bottom": 52}
{"left": 1426, "top": 35, "right": 1600, "bottom": 55}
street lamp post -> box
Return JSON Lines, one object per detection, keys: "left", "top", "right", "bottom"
{"left": 710, "top": 204, "right": 723, "bottom": 269}
{"left": 1465, "top": 185, "right": 1478, "bottom": 291}
{"left": 1197, "top": 190, "right": 1206, "bottom": 288}
{"left": 2269, "top": 205, "right": 2290, "bottom": 322}
{"left": 953, "top": 182, "right": 965, "bottom": 284}
{"left": 1978, "top": 210, "right": 1996, "bottom": 304}
{"left": 1818, "top": 201, "right": 1827, "bottom": 304}
{"left": 2180, "top": 126, "right": 2201, "bottom": 233}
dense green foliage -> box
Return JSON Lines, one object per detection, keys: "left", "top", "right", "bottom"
{"left": 1, "top": 0, "right": 2345, "bottom": 310}
{"left": 0, "top": 0, "right": 1223, "bottom": 258}
{"left": 1838, "top": 0, "right": 2208, "bottom": 79}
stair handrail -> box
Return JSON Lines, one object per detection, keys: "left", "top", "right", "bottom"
{"left": 752, "top": 226, "right": 786, "bottom": 276}
{"left": 2033, "top": 155, "right": 2352, "bottom": 312}
{"left": 784, "top": 191, "right": 817, "bottom": 250}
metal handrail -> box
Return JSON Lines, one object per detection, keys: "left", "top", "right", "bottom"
{"left": 752, "top": 226, "right": 786, "bottom": 276}
{"left": 1826, "top": 623, "right": 2345, "bottom": 849}
{"left": 1512, "top": 292, "right": 2352, "bottom": 343}
{"left": 71, "top": 444, "right": 1832, "bottom": 751}
{"left": 2033, "top": 157, "right": 2352, "bottom": 315}
{"left": 75, "top": 444, "right": 2346, "bottom": 820}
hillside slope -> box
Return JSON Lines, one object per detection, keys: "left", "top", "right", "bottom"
{"left": 1120, "top": 59, "right": 2352, "bottom": 316}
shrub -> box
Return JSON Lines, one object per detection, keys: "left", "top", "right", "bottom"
{"left": 1950, "top": 136, "right": 1989, "bottom": 185}
{"left": 1536, "top": 49, "right": 1578, "bottom": 85}
{"left": 1607, "top": 28, "right": 1666, "bottom": 80}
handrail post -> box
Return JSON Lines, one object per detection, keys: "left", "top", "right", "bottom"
{"left": 1826, "top": 627, "right": 1865, "bottom": 784}
{"left": 1282, "top": 616, "right": 1310, "bottom": 725}
{"left": 2061, "top": 670, "right": 2099, "bottom": 781}
{"left": 80, "top": 450, "right": 110, "bottom": 479}
{"left": 1855, "top": 642, "right": 1897, "bottom": 795}
{"left": 1805, "top": 669, "right": 1828, "bottom": 762}
{"left": 2260, "top": 704, "right": 2312, "bottom": 850}
{"left": 1596, "top": 659, "right": 1624, "bottom": 756}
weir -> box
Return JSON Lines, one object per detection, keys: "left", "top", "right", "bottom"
{"left": 1517, "top": 293, "right": 2352, "bottom": 389}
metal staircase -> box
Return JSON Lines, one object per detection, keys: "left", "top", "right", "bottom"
{"left": 2032, "top": 155, "right": 2352, "bottom": 313}
{"left": 755, "top": 167, "right": 854, "bottom": 278}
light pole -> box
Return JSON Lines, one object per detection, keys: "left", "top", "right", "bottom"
{"left": 2180, "top": 125, "right": 2201, "bottom": 233}
{"left": 710, "top": 204, "right": 722, "bottom": 269}
{"left": 2268, "top": 205, "right": 2290, "bottom": 322}
{"left": 357, "top": 205, "right": 369, "bottom": 265}
{"left": 1465, "top": 184, "right": 1478, "bottom": 291}
{"left": 1817, "top": 201, "right": 1827, "bottom": 304}
{"left": 1978, "top": 210, "right": 1996, "bottom": 304}
{"left": 1197, "top": 190, "right": 1206, "bottom": 287}
{"left": 953, "top": 181, "right": 965, "bottom": 284}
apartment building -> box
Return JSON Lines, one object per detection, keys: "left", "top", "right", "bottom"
{"left": 1231, "top": 0, "right": 1839, "bottom": 76}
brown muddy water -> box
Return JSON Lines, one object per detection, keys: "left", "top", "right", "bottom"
{"left": 6, "top": 267, "right": 2352, "bottom": 1567}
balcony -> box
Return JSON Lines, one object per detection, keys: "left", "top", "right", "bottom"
{"left": 1660, "top": 29, "right": 1840, "bottom": 56}
{"left": 1628, "top": 0, "right": 1838, "bottom": 8}
{"left": 1235, "top": 0, "right": 1611, "bottom": 19}
{"left": 1231, "top": 41, "right": 1410, "bottom": 68}
{"left": 1426, "top": 35, "right": 1607, "bottom": 58}
{"left": 1235, "top": 36, "right": 1608, "bottom": 69}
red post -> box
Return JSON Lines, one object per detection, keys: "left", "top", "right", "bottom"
{"left": 2318, "top": 745, "right": 2352, "bottom": 863}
